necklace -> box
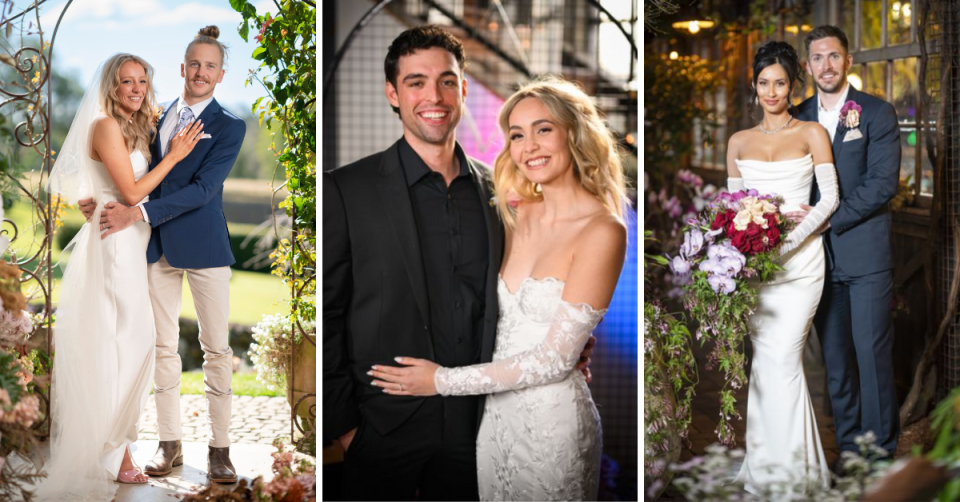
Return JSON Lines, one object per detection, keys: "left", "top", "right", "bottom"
{"left": 758, "top": 116, "right": 793, "bottom": 135}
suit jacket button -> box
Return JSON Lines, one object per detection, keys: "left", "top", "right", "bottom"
{"left": 423, "top": 325, "right": 428, "bottom": 331}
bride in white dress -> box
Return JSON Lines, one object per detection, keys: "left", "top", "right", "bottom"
{"left": 35, "top": 53, "right": 203, "bottom": 500}
{"left": 367, "top": 77, "right": 628, "bottom": 501}
{"left": 726, "top": 41, "right": 838, "bottom": 494}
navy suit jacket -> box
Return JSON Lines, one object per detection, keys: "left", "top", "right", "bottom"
{"left": 796, "top": 86, "right": 900, "bottom": 277}
{"left": 144, "top": 97, "right": 246, "bottom": 269}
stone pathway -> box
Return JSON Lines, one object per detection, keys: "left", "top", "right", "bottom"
{"left": 138, "top": 394, "right": 294, "bottom": 445}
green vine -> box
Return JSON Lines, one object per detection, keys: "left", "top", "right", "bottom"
{"left": 230, "top": 0, "right": 316, "bottom": 329}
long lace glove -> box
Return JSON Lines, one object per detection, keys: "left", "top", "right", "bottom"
{"left": 726, "top": 177, "right": 744, "bottom": 194}
{"left": 434, "top": 301, "right": 606, "bottom": 396}
{"left": 779, "top": 163, "right": 839, "bottom": 256}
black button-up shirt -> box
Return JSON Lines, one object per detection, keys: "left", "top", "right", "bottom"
{"left": 399, "top": 138, "right": 488, "bottom": 368}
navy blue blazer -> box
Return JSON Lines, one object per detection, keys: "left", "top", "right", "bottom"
{"left": 796, "top": 86, "right": 900, "bottom": 277}
{"left": 144, "top": 97, "right": 246, "bottom": 269}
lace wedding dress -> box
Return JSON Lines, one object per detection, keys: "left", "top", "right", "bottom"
{"left": 731, "top": 154, "right": 836, "bottom": 494}
{"left": 435, "top": 276, "right": 604, "bottom": 501}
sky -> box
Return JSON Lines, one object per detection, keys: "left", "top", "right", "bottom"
{"left": 35, "top": 0, "right": 279, "bottom": 118}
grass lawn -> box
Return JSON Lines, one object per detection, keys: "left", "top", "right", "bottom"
{"left": 4, "top": 200, "right": 289, "bottom": 327}
{"left": 178, "top": 369, "right": 283, "bottom": 397}
{"left": 180, "top": 269, "right": 290, "bottom": 326}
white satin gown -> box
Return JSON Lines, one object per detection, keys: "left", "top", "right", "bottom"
{"left": 733, "top": 154, "right": 830, "bottom": 493}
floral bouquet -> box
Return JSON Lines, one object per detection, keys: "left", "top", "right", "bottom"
{"left": 667, "top": 189, "right": 791, "bottom": 445}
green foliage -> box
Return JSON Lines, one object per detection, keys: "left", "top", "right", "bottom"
{"left": 231, "top": 0, "right": 316, "bottom": 330}
{"left": 643, "top": 231, "right": 697, "bottom": 479}
{"left": 927, "top": 387, "right": 960, "bottom": 500}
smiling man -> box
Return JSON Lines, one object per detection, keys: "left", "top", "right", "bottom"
{"left": 323, "top": 26, "right": 497, "bottom": 501}
{"left": 794, "top": 25, "right": 901, "bottom": 473}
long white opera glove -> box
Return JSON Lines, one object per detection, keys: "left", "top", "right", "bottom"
{"left": 779, "top": 163, "right": 839, "bottom": 256}
{"left": 726, "top": 177, "right": 744, "bottom": 193}
{"left": 434, "top": 301, "right": 606, "bottom": 396}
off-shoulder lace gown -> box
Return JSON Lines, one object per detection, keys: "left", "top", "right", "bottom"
{"left": 435, "top": 276, "right": 605, "bottom": 501}
{"left": 733, "top": 154, "right": 831, "bottom": 493}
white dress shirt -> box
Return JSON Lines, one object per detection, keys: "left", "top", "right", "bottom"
{"left": 816, "top": 82, "right": 850, "bottom": 143}
{"left": 138, "top": 94, "right": 215, "bottom": 223}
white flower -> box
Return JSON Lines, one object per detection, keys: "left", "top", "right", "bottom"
{"left": 845, "top": 109, "right": 860, "bottom": 128}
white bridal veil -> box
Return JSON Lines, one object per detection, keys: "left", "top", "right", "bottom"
{"left": 36, "top": 61, "right": 118, "bottom": 501}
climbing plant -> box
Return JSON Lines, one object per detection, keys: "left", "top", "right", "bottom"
{"left": 230, "top": 0, "right": 316, "bottom": 329}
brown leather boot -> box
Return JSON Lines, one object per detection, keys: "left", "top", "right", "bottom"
{"left": 143, "top": 440, "right": 183, "bottom": 476}
{"left": 208, "top": 446, "right": 238, "bottom": 483}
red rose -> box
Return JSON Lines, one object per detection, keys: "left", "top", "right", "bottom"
{"left": 744, "top": 221, "right": 762, "bottom": 237}
{"left": 763, "top": 213, "right": 779, "bottom": 229}
{"left": 730, "top": 230, "right": 750, "bottom": 254}
{"left": 765, "top": 225, "right": 781, "bottom": 246}
{"left": 712, "top": 209, "right": 736, "bottom": 232}
{"left": 751, "top": 236, "right": 767, "bottom": 253}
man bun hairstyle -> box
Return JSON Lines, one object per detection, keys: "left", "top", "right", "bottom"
{"left": 751, "top": 40, "right": 804, "bottom": 107}
{"left": 384, "top": 25, "right": 467, "bottom": 115}
{"left": 185, "top": 25, "right": 229, "bottom": 68}
{"left": 804, "top": 25, "right": 849, "bottom": 55}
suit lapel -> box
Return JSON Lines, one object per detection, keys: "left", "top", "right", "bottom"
{"left": 375, "top": 142, "right": 431, "bottom": 330}
{"left": 196, "top": 97, "right": 222, "bottom": 124}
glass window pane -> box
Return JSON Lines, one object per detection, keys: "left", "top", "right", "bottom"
{"left": 848, "top": 65, "right": 864, "bottom": 94}
{"left": 921, "top": 127, "right": 934, "bottom": 195}
{"left": 888, "top": 0, "right": 913, "bottom": 45}
{"left": 862, "top": 0, "right": 883, "bottom": 49}
{"left": 840, "top": 0, "right": 858, "bottom": 51}
{"left": 900, "top": 128, "right": 917, "bottom": 187}
{"left": 866, "top": 61, "right": 888, "bottom": 100}
{"left": 893, "top": 58, "right": 918, "bottom": 123}
{"left": 714, "top": 87, "right": 726, "bottom": 167}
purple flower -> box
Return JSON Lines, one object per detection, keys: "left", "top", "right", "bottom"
{"left": 677, "top": 169, "right": 703, "bottom": 188}
{"left": 669, "top": 255, "right": 691, "bottom": 275}
{"left": 707, "top": 242, "right": 746, "bottom": 268}
{"left": 707, "top": 274, "right": 736, "bottom": 294}
{"left": 704, "top": 227, "right": 723, "bottom": 243}
{"left": 663, "top": 196, "right": 682, "bottom": 218}
{"left": 679, "top": 227, "right": 704, "bottom": 258}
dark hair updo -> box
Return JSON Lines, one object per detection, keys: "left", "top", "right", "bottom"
{"left": 751, "top": 41, "right": 804, "bottom": 107}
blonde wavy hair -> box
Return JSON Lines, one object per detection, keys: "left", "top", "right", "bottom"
{"left": 493, "top": 77, "right": 628, "bottom": 228}
{"left": 98, "top": 53, "right": 158, "bottom": 163}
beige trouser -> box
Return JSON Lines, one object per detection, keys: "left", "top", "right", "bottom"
{"left": 148, "top": 255, "right": 233, "bottom": 447}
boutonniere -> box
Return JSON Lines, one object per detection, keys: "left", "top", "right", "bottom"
{"left": 153, "top": 106, "right": 164, "bottom": 127}
{"left": 839, "top": 100, "right": 862, "bottom": 129}
{"left": 488, "top": 195, "right": 497, "bottom": 208}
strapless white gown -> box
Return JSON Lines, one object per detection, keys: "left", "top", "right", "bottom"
{"left": 33, "top": 150, "right": 156, "bottom": 501}
{"left": 733, "top": 154, "right": 830, "bottom": 493}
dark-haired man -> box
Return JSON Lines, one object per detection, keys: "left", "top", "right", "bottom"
{"left": 323, "top": 25, "right": 593, "bottom": 500}
{"left": 793, "top": 25, "right": 901, "bottom": 467}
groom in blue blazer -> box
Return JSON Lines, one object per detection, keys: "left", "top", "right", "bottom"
{"left": 794, "top": 26, "right": 901, "bottom": 463}
{"left": 90, "top": 27, "right": 246, "bottom": 483}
